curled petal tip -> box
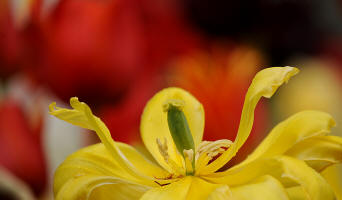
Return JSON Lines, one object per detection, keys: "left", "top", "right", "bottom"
{"left": 70, "top": 97, "right": 79, "bottom": 102}
{"left": 69, "top": 97, "right": 88, "bottom": 111}
{"left": 70, "top": 97, "right": 80, "bottom": 107}
{"left": 283, "top": 66, "right": 300, "bottom": 83}
{"left": 49, "top": 102, "right": 57, "bottom": 112}
{"left": 254, "top": 66, "right": 300, "bottom": 99}
{"left": 285, "top": 66, "right": 300, "bottom": 83}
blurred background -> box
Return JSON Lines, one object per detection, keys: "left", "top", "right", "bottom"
{"left": 0, "top": 0, "right": 342, "bottom": 199}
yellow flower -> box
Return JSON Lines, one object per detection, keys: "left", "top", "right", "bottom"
{"left": 49, "top": 67, "right": 342, "bottom": 200}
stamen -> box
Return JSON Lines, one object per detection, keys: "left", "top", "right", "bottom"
{"left": 156, "top": 138, "right": 169, "bottom": 162}
{"left": 195, "top": 153, "right": 211, "bottom": 173}
{"left": 183, "top": 149, "right": 194, "bottom": 175}
{"left": 197, "top": 139, "right": 233, "bottom": 155}
{"left": 156, "top": 138, "right": 185, "bottom": 175}
{"left": 195, "top": 139, "right": 232, "bottom": 174}
{"left": 183, "top": 149, "right": 194, "bottom": 163}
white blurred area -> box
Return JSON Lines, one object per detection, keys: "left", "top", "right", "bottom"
{"left": 0, "top": 166, "right": 35, "bottom": 200}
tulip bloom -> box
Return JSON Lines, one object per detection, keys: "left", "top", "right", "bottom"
{"left": 49, "top": 67, "right": 342, "bottom": 199}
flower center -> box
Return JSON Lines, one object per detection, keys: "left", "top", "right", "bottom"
{"left": 156, "top": 137, "right": 233, "bottom": 177}
{"left": 156, "top": 99, "right": 233, "bottom": 177}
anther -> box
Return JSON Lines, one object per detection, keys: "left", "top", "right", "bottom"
{"left": 156, "top": 138, "right": 169, "bottom": 162}
{"left": 183, "top": 149, "right": 195, "bottom": 175}
{"left": 156, "top": 138, "right": 186, "bottom": 175}
{"left": 183, "top": 149, "right": 194, "bottom": 163}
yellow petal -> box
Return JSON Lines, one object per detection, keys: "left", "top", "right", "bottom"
{"left": 186, "top": 177, "right": 228, "bottom": 200}
{"left": 243, "top": 111, "right": 335, "bottom": 165}
{"left": 55, "top": 175, "right": 150, "bottom": 200}
{"left": 140, "top": 176, "right": 226, "bottom": 200}
{"left": 203, "top": 156, "right": 335, "bottom": 200}
{"left": 116, "top": 142, "right": 170, "bottom": 179}
{"left": 140, "top": 88, "right": 204, "bottom": 173}
{"left": 49, "top": 98, "right": 159, "bottom": 184}
{"left": 286, "top": 186, "right": 307, "bottom": 200}
{"left": 231, "top": 175, "right": 289, "bottom": 200}
{"left": 140, "top": 177, "right": 192, "bottom": 200}
{"left": 54, "top": 144, "right": 131, "bottom": 195}
{"left": 286, "top": 135, "right": 342, "bottom": 171}
{"left": 207, "top": 186, "right": 234, "bottom": 200}
{"left": 88, "top": 182, "right": 148, "bottom": 200}
{"left": 201, "top": 67, "right": 299, "bottom": 174}
{"left": 54, "top": 143, "right": 169, "bottom": 197}
{"left": 322, "top": 164, "right": 342, "bottom": 200}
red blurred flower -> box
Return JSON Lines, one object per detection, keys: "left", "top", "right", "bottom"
{"left": 0, "top": 98, "right": 46, "bottom": 196}
{"left": 1, "top": 0, "right": 203, "bottom": 144}
{"left": 33, "top": 0, "right": 145, "bottom": 104}
{"left": 0, "top": 0, "right": 23, "bottom": 76}
{"left": 0, "top": 0, "right": 199, "bottom": 105}
{"left": 31, "top": 0, "right": 201, "bottom": 144}
{"left": 0, "top": 0, "right": 201, "bottom": 105}
{"left": 0, "top": 0, "right": 41, "bottom": 77}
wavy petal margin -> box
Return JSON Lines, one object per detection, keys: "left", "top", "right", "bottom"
{"left": 203, "top": 156, "right": 335, "bottom": 200}
{"left": 201, "top": 67, "right": 299, "bottom": 174}
{"left": 241, "top": 110, "right": 335, "bottom": 165}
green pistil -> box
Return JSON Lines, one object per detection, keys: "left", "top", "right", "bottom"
{"left": 164, "top": 99, "right": 195, "bottom": 174}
